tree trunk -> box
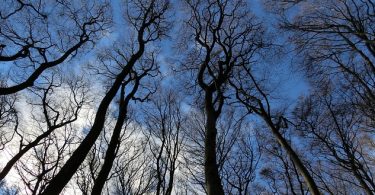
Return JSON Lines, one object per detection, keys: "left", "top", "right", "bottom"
{"left": 263, "top": 115, "right": 321, "bottom": 195}
{"left": 41, "top": 49, "right": 144, "bottom": 195}
{"left": 204, "top": 92, "right": 225, "bottom": 195}
{"left": 91, "top": 107, "right": 127, "bottom": 195}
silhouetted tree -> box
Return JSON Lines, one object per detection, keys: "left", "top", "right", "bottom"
{"left": 222, "top": 129, "right": 261, "bottom": 195}
{"left": 258, "top": 132, "right": 308, "bottom": 195}
{"left": 142, "top": 90, "right": 186, "bottom": 195}
{"left": 0, "top": 73, "right": 88, "bottom": 181}
{"left": 1, "top": 1, "right": 374, "bottom": 194}
{"left": 0, "top": 0, "right": 109, "bottom": 95}
{"left": 180, "top": 0, "right": 264, "bottom": 193}
{"left": 230, "top": 66, "right": 321, "bottom": 194}
{"left": 0, "top": 81, "right": 18, "bottom": 150}
{"left": 269, "top": 0, "right": 375, "bottom": 128}
{"left": 92, "top": 52, "right": 159, "bottom": 194}
{"left": 294, "top": 87, "right": 375, "bottom": 194}
{"left": 40, "top": 0, "right": 170, "bottom": 193}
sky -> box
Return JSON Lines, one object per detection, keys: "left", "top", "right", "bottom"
{"left": 0, "top": 0, "right": 314, "bottom": 194}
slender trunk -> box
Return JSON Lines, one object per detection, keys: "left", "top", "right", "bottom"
{"left": 91, "top": 108, "right": 127, "bottom": 195}
{"left": 92, "top": 70, "right": 142, "bottom": 194}
{"left": 155, "top": 137, "right": 166, "bottom": 195}
{"left": 204, "top": 92, "right": 225, "bottom": 195}
{"left": 262, "top": 115, "right": 321, "bottom": 195}
{"left": 41, "top": 48, "right": 144, "bottom": 195}
{"left": 165, "top": 165, "right": 174, "bottom": 195}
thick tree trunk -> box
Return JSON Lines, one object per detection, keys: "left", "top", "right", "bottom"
{"left": 41, "top": 49, "right": 144, "bottom": 195}
{"left": 204, "top": 92, "right": 225, "bottom": 195}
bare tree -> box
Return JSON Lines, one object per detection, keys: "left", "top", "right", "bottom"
{"left": 75, "top": 139, "right": 102, "bottom": 195}
{"left": 142, "top": 90, "right": 186, "bottom": 195}
{"left": 15, "top": 124, "right": 76, "bottom": 195}
{"left": 257, "top": 0, "right": 375, "bottom": 194}
{"left": 180, "top": 107, "right": 260, "bottom": 195}
{"left": 0, "top": 73, "right": 88, "bottom": 181}
{"left": 221, "top": 129, "right": 261, "bottom": 195}
{"left": 111, "top": 137, "right": 155, "bottom": 195}
{"left": 3, "top": 1, "right": 374, "bottom": 194}
{"left": 40, "top": 0, "right": 170, "bottom": 193}
{"left": 74, "top": 110, "right": 142, "bottom": 195}
{"left": 179, "top": 109, "right": 207, "bottom": 194}
{"left": 293, "top": 87, "right": 375, "bottom": 194}
{"left": 181, "top": 0, "right": 264, "bottom": 193}
{"left": 230, "top": 66, "right": 321, "bottom": 194}
{"left": 0, "top": 0, "right": 109, "bottom": 95}
{"left": 92, "top": 52, "right": 159, "bottom": 194}
{"left": 258, "top": 132, "right": 308, "bottom": 195}
{"left": 269, "top": 0, "right": 375, "bottom": 128}
{"left": 0, "top": 81, "right": 18, "bottom": 150}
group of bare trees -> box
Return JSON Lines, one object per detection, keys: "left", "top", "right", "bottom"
{"left": 0, "top": 0, "right": 374, "bottom": 195}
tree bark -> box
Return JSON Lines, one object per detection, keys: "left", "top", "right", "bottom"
{"left": 204, "top": 92, "right": 225, "bottom": 195}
